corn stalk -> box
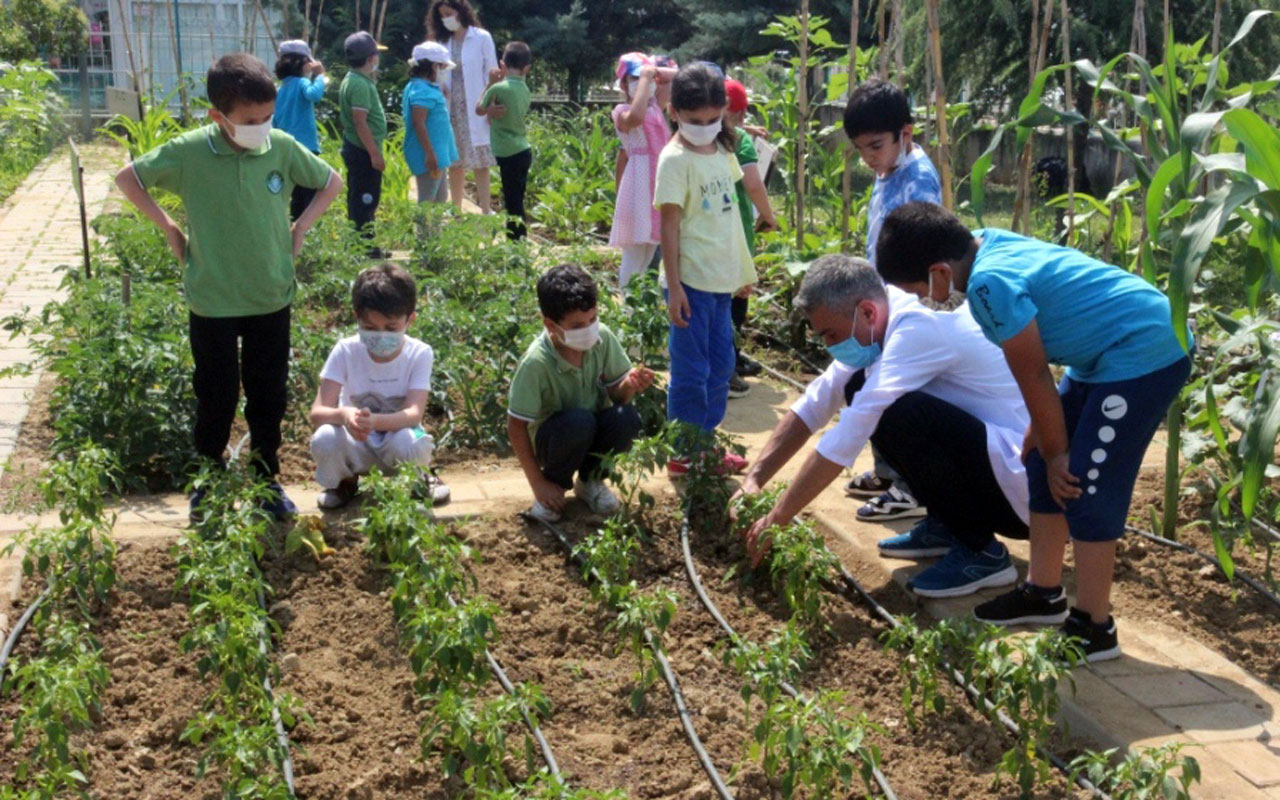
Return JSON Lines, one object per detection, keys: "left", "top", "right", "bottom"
{"left": 925, "top": 0, "right": 951, "bottom": 210}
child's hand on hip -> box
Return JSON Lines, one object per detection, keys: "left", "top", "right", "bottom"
{"left": 667, "top": 284, "right": 691, "bottom": 328}
{"left": 163, "top": 222, "right": 187, "bottom": 262}
{"left": 290, "top": 223, "right": 306, "bottom": 258}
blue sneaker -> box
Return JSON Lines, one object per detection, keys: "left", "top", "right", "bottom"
{"left": 260, "top": 482, "right": 298, "bottom": 522}
{"left": 877, "top": 517, "right": 957, "bottom": 558}
{"left": 908, "top": 541, "right": 1018, "bottom": 599}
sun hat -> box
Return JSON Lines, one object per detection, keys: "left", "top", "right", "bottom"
{"left": 724, "top": 79, "right": 749, "bottom": 112}
{"left": 410, "top": 41, "right": 455, "bottom": 69}
{"left": 278, "top": 40, "right": 312, "bottom": 59}
{"left": 344, "top": 31, "right": 387, "bottom": 62}
{"left": 616, "top": 52, "right": 652, "bottom": 82}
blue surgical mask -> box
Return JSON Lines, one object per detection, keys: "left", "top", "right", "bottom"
{"left": 827, "top": 335, "right": 881, "bottom": 370}
{"left": 359, "top": 328, "right": 404, "bottom": 359}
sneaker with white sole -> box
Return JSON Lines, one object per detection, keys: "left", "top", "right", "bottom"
{"left": 856, "top": 485, "right": 926, "bottom": 521}
{"left": 973, "top": 582, "right": 1070, "bottom": 626}
{"left": 907, "top": 541, "right": 1018, "bottom": 598}
{"left": 877, "top": 516, "right": 957, "bottom": 558}
{"left": 412, "top": 471, "right": 452, "bottom": 506}
{"left": 528, "top": 500, "right": 562, "bottom": 523}
{"left": 1060, "top": 607, "right": 1121, "bottom": 662}
{"left": 317, "top": 477, "right": 359, "bottom": 510}
{"left": 844, "top": 470, "right": 892, "bottom": 498}
{"left": 574, "top": 478, "right": 621, "bottom": 516}
{"left": 728, "top": 375, "right": 751, "bottom": 398}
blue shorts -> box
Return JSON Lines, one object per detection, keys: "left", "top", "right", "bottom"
{"left": 1026, "top": 355, "right": 1191, "bottom": 542}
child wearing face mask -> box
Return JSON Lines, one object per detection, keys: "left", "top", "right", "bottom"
{"left": 309, "top": 264, "right": 449, "bottom": 510}
{"left": 114, "top": 53, "right": 342, "bottom": 523}
{"left": 610, "top": 52, "right": 676, "bottom": 289}
{"left": 508, "top": 265, "right": 656, "bottom": 522}
{"left": 654, "top": 63, "right": 756, "bottom": 477}
{"left": 839, "top": 78, "right": 943, "bottom": 523}
{"left": 339, "top": 31, "right": 388, "bottom": 254}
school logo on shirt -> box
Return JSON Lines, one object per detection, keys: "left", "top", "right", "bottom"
{"left": 266, "top": 170, "right": 284, "bottom": 194}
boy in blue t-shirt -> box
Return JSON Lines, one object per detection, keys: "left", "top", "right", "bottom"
{"left": 841, "top": 79, "right": 942, "bottom": 523}
{"left": 875, "top": 202, "right": 1191, "bottom": 662}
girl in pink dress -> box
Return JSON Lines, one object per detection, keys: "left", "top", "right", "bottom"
{"left": 610, "top": 53, "right": 674, "bottom": 289}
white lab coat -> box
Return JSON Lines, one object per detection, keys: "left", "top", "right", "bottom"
{"left": 440, "top": 25, "right": 499, "bottom": 150}
{"left": 791, "top": 286, "right": 1032, "bottom": 522}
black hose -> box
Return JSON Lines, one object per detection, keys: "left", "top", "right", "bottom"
{"left": 0, "top": 586, "right": 52, "bottom": 690}
{"left": 256, "top": 585, "right": 298, "bottom": 797}
{"left": 678, "top": 519, "right": 899, "bottom": 800}
{"left": 1124, "top": 525, "right": 1280, "bottom": 609}
{"left": 521, "top": 513, "right": 735, "bottom": 800}
{"left": 445, "top": 592, "right": 561, "bottom": 777}
{"left": 824, "top": 567, "right": 1111, "bottom": 800}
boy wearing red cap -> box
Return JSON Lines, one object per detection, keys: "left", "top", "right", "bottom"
{"left": 723, "top": 79, "right": 778, "bottom": 397}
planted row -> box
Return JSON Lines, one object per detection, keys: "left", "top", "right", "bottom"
{"left": 175, "top": 469, "right": 302, "bottom": 799}
{"left": 1, "top": 448, "right": 118, "bottom": 798}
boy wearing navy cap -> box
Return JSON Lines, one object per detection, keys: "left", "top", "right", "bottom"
{"left": 340, "top": 31, "right": 389, "bottom": 253}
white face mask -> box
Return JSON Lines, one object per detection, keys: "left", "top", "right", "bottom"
{"left": 556, "top": 320, "right": 601, "bottom": 352}
{"left": 441, "top": 15, "right": 461, "bottom": 31}
{"left": 920, "top": 270, "right": 966, "bottom": 312}
{"left": 892, "top": 132, "right": 912, "bottom": 170}
{"left": 226, "top": 116, "right": 272, "bottom": 150}
{"left": 680, "top": 119, "right": 722, "bottom": 147}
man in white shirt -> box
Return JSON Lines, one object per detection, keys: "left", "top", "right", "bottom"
{"left": 738, "top": 254, "right": 1030, "bottom": 598}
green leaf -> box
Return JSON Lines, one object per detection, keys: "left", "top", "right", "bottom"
{"left": 1224, "top": 108, "right": 1280, "bottom": 190}
{"left": 1146, "top": 154, "right": 1184, "bottom": 242}
{"left": 1240, "top": 370, "right": 1280, "bottom": 518}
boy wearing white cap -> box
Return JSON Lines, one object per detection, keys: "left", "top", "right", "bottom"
{"left": 402, "top": 42, "right": 460, "bottom": 204}
{"left": 274, "top": 39, "right": 327, "bottom": 220}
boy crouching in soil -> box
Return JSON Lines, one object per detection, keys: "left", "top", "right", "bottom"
{"left": 309, "top": 263, "right": 449, "bottom": 509}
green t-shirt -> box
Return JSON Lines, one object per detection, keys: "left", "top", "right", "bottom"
{"left": 340, "top": 70, "right": 387, "bottom": 148}
{"left": 733, "top": 127, "right": 759, "bottom": 255}
{"left": 507, "top": 324, "right": 631, "bottom": 440}
{"left": 131, "top": 125, "right": 333, "bottom": 317}
{"left": 479, "top": 76, "right": 532, "bottom": 158}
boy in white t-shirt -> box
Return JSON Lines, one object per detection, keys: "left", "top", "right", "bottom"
{"left": 308, "top": 263, "right": 449, "bottom": 509}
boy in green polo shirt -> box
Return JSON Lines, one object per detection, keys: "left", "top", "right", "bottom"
{"left": 477, "top": 41, "right": 533, "bottom": 240}
{"left": 339, "top": 31, "right": 388, "bottom": 252}
{"left": 114, "top": 52, "right": 341, "bottom": 521}
{"left": 507, "top": 265, "right": 655, "bottom": 522}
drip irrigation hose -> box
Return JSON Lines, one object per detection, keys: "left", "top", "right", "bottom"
{"left": 255, "top": 585, "right": 298, "bottom": 796}
{"left": 677, "top": 519, "right": 899, "bottom": 800}
{"left": 521, "top": 513, "right": 736, "bottom": 800}
{"left": 443, "top": 592, "right": 561, "bottom": 777}
{"left": 823, "top": 566, "right": 1111, "bottom": 800}
{"left": 754, "top": 332, "right": 825, "bottom": 377}
{"left": 0, "top": 586, "right": 52, "bottom": 690}
{"left": 1124, "top": 525, "right": 1280, "bottom": 610}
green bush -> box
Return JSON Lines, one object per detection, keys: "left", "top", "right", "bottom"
{"left": 0, "top": 62, "right": 68, "bottom": 201}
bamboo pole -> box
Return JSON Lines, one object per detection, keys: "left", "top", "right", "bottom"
{"left": 112, "top": 0, "right": 146, "bottom": 119}
{"left": 376, "top": 0, "right": 389, "bottom": 41}
{"left": 303, "top": 0, "right": 312, "bottom": 44}
{"left": 1211, "top": 0, "right": 1223, "bottom": 56}
{"left": 1061, "top": 0, "right": 1075, "bottom": 243}
{"left": 925, "top": 0, "right": 952, "bottom": 210}
{"left": 841, "top": 0, "right": 861, "bottom": 247}
{"left": 165, "top": 0, "right": 190, "bottom": 121}
{"left": 1013, "top": 0, "right": 1056, "bottom": 233}
{"left": 311, "top": 0, "right": 326, "bottom": 51}
{"left": 876, "top": 0, "right": 888, "bottom": 80}
{"left": 891, "top": 0, "right": 903, "bottom": 84}
{"left": 354, "top": 0, "right": 361, "bottom": 31}
{"left": 254, "top": 0, "right": 278, "bottom": 53}
{"left": 796, "top": 0, "right": 810, "bottom": 249}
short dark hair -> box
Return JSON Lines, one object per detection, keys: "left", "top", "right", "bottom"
{"left": 409, "top": 60, "right": 440, "bottom": 81}
{"left": 874, "top": 202, "right": 975, "bottom": 285}
{"left": 843, "top": 78, "right": 912, "bottom": 140}
{"left": 352, "top": 263, "right": 417, "bottom": 318}
{"left": 536, "top": 264, "right": 597, "bottom": 323}
{"left": 426, "top": 0, "right": 480, "bottom": 42}
{"left": 207, "top": 53, "right": 277, "bottom": 114}
{"left": 274, "top": 52, "right": 308, "bottom": 80}
{"left": 502, "top": 41, "right": 531, "bottom": 70}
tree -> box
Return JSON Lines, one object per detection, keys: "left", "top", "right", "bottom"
{"left": 0, "top": 0, "right": 88, "bottom": 63}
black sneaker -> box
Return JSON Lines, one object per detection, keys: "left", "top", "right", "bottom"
{"left": 728, "top": 374, "right": 751, "bottom": 398}
{"left": 973, "top": 582, "right": 1069, "bottom": 626}
{"left": 736, "top": 353, "right": 763, "bottom": 377}
{"left": 1060, "top": 607, "right": 1121, "bottom": 662}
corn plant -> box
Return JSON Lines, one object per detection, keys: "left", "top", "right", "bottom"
{"left": 1068, "top": 742, "right": 1201, "bottom": 800}
{"left": 765, "top": 520, "right": 839, "bottom": 629}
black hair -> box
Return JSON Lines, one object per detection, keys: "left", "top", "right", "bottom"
{"left": 536, "top": 264, "right": 597, "bottom": 323}
{"left": 207, "top": 53, "right": 277, "bottom": 114}
{"left": 426, "top": 0, "right": 480, "bottom": 42}
{"left": 409, "top": 60, "right": 441, "bottom": 81}
{"left": 274, "top": 52, "right": 309, "bottom": 80}
{"left": 874, "top": 202, "right": 975, "bottom": 285}
{"left": 352, "top": 263, "right": 417, "bottom": 318}
{"left": 669, "top": 63, "right": 736, "bottom": 150}
{"left": 502, "top": 41, "right": 532, "bottom": 70}
{"left": 843, "top": 78, "right": 912, "bottom": 140}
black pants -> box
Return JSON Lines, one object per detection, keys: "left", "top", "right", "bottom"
{"left": 290, "top": 185, "right": 316, "bottom": 222}
{"left": 496, "top": 148, "right": 532, "bottom": 240}
{"left": 188, "top": 305, "right": 291, "bottom": 478}
{"left": 535, "top": 405, "right": 643, "bottom": 488}
{"left": 341, "top": 140, "right": 382, "bottom": 238}
{"left": 731, "top": 294, "right": 748, "bottom": 361}
{"left": 870, "top": 391, "right": 1028, "bottom": 551}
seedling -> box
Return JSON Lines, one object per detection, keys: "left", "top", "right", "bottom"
{"left": 607, "top": 587, "right": 678, "bottom": 713}
{"left": 1069, "top": 742, "right": 1201, "bottom": 800}
{"left": 750, "top": 689, "right": 882, "bottom": 800}
{"left": 766, "top": 520, "right": 839, "bottom": 629}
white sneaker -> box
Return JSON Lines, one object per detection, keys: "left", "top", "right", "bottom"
{"left": 528, "top": 500, "right": 562, "bottom": 523}
{"left": 574, "top": 479, "right": 621, "bottom": 516}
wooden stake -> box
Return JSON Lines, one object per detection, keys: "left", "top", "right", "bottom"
{"left": 311, "top": 0, "right": 326, "bottom": 51}
{"left": 877, "top": 0, "right": 888, "bottom": 80}
{"left": 1013, "top": 0, "right": 1056, "bottom": 233}
{"left": 841, "top": 0, "right": 860, "bottom": 246}
{"left": 255, "top": 0, "right": 278, "bottom": 53}
{"left": 376, "top": 0, "right": 390, "bottom": 41}
{"left": 796, "top": 0, "right": 810, "bottom": 249}
{"left": 303, "top": 0, "right": 312, "bottom": 44}
{"left": 926, "top": 0, "right": 952, "bottom": 210}
{"left": 1211, "top": 0, "right": 1223, "bottom": 56}
{"left": 891, "top": 0, "right": 903, "bottom": 84}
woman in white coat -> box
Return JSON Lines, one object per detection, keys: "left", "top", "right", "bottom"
{"left": 427, "top": 0, "right": 499, "bottom": 213}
